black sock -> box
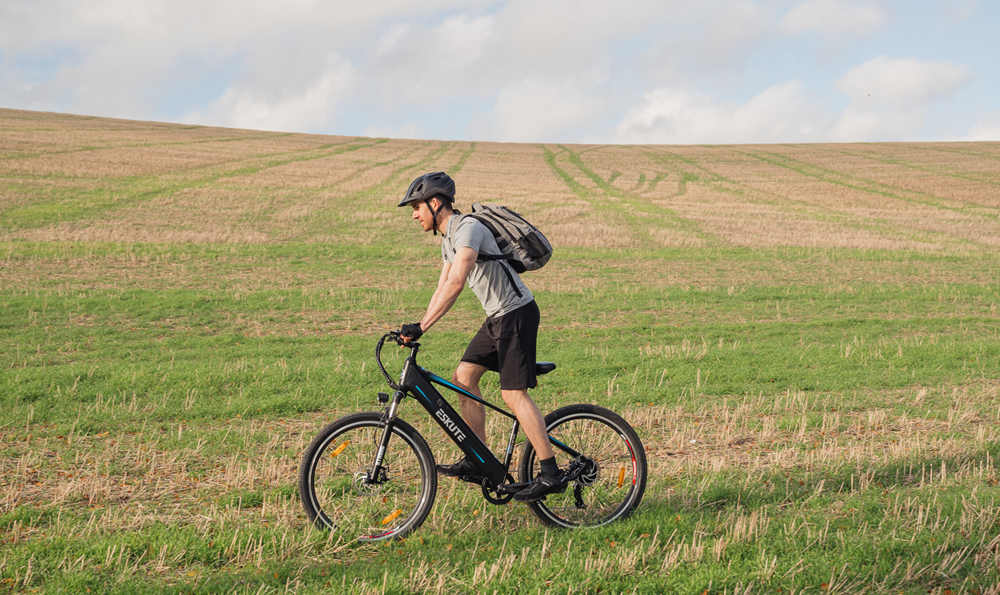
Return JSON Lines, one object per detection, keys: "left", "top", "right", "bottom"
{"left": 539, "top": 457, "right": 559, "bottom": 478}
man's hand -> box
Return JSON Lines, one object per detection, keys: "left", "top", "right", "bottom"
{"left": 400, "top": 322, "right": 423, "bottom": 343}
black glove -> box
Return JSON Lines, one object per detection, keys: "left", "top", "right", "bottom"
{"left": 400, "top": 322, "right": 423, "bottom": 341}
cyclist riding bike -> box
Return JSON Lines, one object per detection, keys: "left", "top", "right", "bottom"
{"left": 397, "top": 171, "right": 563, "bottom": 502}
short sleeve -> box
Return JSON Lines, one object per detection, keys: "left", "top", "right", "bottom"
{"left": 452, "top": 218, "right": 489, "bottom": 254}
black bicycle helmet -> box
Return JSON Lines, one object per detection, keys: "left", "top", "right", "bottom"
{"left": 399, "top": 171, "right": 456, "bottom": 235}
{"left": 398, "top": 171, "right": 455, "bottom": 207}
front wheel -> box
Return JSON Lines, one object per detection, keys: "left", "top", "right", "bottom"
{"left": 519, "top": 404, "right": 647, "bottom": 528}
{"left": 298, "top": 412, "right": 436, "bottom": 541}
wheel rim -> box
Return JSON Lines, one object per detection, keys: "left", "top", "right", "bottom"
{"left": 306, "top": 421, "right": 430, "bottom": 541}
{"left": 531, "top": 413, "right": 641, "bottom": 527}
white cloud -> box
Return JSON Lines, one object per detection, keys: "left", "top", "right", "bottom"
{"left": 478, "top": 77, "right": 607, "bottom": 142}
{"left": 945, "top": 0, "right": 980, "bottom": 22}
{"left": 781, "top": 0, "right": 887, "bottom": 37}
{"left": 2, "top": 1, "right": 994, "bottom": 143}
{"left": 965, "top": 111, "right": 1000, "bottom": 141}
{"left": 615, "top": 82, "right": 831, "bottom": 144}
{"left": 1, "top": 1, "right": 491, "bottom": 52}
{"left": 184, "top": 54, "right": 354, "bottom": 132}
{"left": 831, "top": 56, "right": 972, "bottom": 140}
{"left": 836, "top": 56, "right": 972, "bottom": 108}
{"left": 0, "top": 0, "right": 489, "bottom": 122}
{"left": 362, "top": 122, "right": 425, "bottom": 140}
{"left": 367, "top": 13, "right": 496, "bottom": 107}
{"left": 635, "top": 0, "right": 775, "bottom": 84}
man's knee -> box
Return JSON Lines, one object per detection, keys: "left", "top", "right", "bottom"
{"left": 453, "top": 362, "right": 485, "bottom": 387}
{"left": 500, "top": 388, "right": 530, "bottom": 406}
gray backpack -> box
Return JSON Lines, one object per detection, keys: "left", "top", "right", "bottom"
{"left": 466, "top": 203, "right": 552, "bottom": 273}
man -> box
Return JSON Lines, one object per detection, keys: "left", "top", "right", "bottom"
{"left": 397, "top": 171, "right": 563, "bottom": 502}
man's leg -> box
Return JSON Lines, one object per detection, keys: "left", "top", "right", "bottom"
{"left": 452, "top": 362, "right": 488, "bottom": 442}
{"left": 436, "top": 361, "right": 490, "bottom": 482}
{"left": 500, "top": 389, "right": 554, "bottom": 460}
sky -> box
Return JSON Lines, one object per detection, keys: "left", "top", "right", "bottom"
{"left": 1, "top": 0, "right": 998, "bottom": 144}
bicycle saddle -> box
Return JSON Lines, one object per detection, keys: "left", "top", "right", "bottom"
{"left": 535, "top": 362, "right": 556, "bottom": 375}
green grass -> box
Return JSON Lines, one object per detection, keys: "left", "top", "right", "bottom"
{"left": 2, "top": 109, "right": 999, "bottom": 593}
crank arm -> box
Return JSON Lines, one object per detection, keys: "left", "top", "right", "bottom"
{"left": 496, "top": 481, "right": 531, "bottom": 494}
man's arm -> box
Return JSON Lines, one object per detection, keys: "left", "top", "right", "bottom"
{"left": 417, "top": 247, "right": 477, "bottom": 333}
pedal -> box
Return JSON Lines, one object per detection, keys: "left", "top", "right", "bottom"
{"left": 497, "top": 481, "right": 530, "bottom": 494}
{"left": 377, "top": 392, "right": 390, "bottom": 404}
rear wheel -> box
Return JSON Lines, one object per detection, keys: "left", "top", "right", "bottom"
{"left": 298, "top": 412, "right": 436, "bottom": 541}
{"left": 519, "top": 404, "right": 646, "bottom": 528}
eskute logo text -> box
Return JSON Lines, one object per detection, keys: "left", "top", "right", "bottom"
{"left": 435, "top": 409, "right": 466, "bottom": 442}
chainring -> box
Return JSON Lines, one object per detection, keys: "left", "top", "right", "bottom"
{"left": 481, "top": 475, "right": 516, "bottom": 505}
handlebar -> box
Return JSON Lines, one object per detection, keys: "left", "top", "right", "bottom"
{"left": 375, "top": 331, "right": 419, "bottom": 390}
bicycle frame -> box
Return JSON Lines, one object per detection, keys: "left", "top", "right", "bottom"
{"left": 373, "top": 333, "right": 580, "bottom": 489}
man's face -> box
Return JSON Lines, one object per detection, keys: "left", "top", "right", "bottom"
{"left": 411, "top": 200, "right": 435, "bottom": 232}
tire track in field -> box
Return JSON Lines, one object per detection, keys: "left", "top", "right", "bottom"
{"left": 816, "top": 145, "right": 1000, "bottom": 190}
{"left": 626, "top": 170, "right": 667, "bottom": 195}
{"left": 902, "top": 142, "right": 1000, "bottom": 162}
{"left": 627, "top": 172, "right": 647, "bottom": 193}
{"left": 545, "top": 144, "right": 721, "bottom": 245}
{"left": 740, "top": 149, "right": 998, "bottom": 223}
{"left": 254, "top": 141, "right": 470, "bottom": 229}
{"left": 541, "top": 143, "right": 660, "bottom": 246}
{"left": 446, "top": 141, "right": 477, "bottom": 175}
{"left": 298, "top": 141, "right": 457, "bottom": 238}
{"left": 0, "top": 139, "right": 387, "bottom": 232}
{"left": 644, "top": 148, "right": 980, "bottom": 252}
{"left": 1, "top": 132, "right": 299, "bottom": 161}
{"left": 541, "top": 144, "right": 592, "bottom": 198}
{"left": 1, "top": 136, "right": 364, "bottom": 184}
{"left": 644, "top": 172, "right": 669, "bottom": 194}
{"left": 540, "top": 144, "right": 638, "bottom": 240}
{"left": 240, "top": 143, "right": 431, "bottom": 226}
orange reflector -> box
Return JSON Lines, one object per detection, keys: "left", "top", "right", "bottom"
{"left": 381, "top": 509, "right": 403, "bottom": 526}
{"left": 330, "top": 441, "right": 350, "bottom": 457}
{"left": 617, "top": 466, "right": 626, "bottom": 488}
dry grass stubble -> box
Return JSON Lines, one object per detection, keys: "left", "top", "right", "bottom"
{"left": 3, "top": 381, "right": 997, "bottom": 587}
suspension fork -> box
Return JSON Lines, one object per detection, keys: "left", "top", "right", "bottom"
{"left": 368, "top": 390, "right": 405, "bottom": 482}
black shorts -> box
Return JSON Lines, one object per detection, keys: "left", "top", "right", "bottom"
{"left": 460, "top": 301, "right": 540, "bottom": 390}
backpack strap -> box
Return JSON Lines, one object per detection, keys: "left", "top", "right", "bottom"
{"left": 462, "top": 214, "right": 523, "bottom": 298}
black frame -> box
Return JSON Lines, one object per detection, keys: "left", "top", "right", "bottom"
{"left": 373, "top": 334, "right": 578, "bottom": 489}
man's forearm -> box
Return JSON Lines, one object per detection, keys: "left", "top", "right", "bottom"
{"left": 419, "top": 279, "right": 463, "bottom": 332}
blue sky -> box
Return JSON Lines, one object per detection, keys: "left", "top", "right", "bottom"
{"left": 1, "top": 0, "right": 997, "bottom": 143}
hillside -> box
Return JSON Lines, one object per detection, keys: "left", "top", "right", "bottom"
{"left": 2, "top": 108, "right": 999, "bottom": 592}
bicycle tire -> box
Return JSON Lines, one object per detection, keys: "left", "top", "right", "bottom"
{"left": 298, "top": 412, "right": 436, "bottom": 541}
{"left": 518, "top": 404, "right": 647, "bottom": 528}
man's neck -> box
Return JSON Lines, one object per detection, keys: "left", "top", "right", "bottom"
{"left": 436, "top": 209, "right": 453, "bottom": 235}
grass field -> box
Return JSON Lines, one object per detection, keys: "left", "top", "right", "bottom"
{"left": 2, "top": 107, "right": 999, "bottom": 593}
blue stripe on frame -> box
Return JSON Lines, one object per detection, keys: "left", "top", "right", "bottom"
{"left": 413, "top": 385, "right": 433, "bottom": 404}
{"left": 549, "top": 436, "right": 569, "bottom": 449}
{"left": 425, "top": 371, "right": 480, "bottom": 400}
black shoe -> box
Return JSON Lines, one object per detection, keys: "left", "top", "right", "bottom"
{"left": 436, "top": 457, "right": 485, "bottom": 484}
{"left": 514, "top": 472, "right": 567, "bottom": 502}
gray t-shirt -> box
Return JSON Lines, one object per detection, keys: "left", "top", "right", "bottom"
{"left": 442, "top": 214, "right": 533, "bottom": 318}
